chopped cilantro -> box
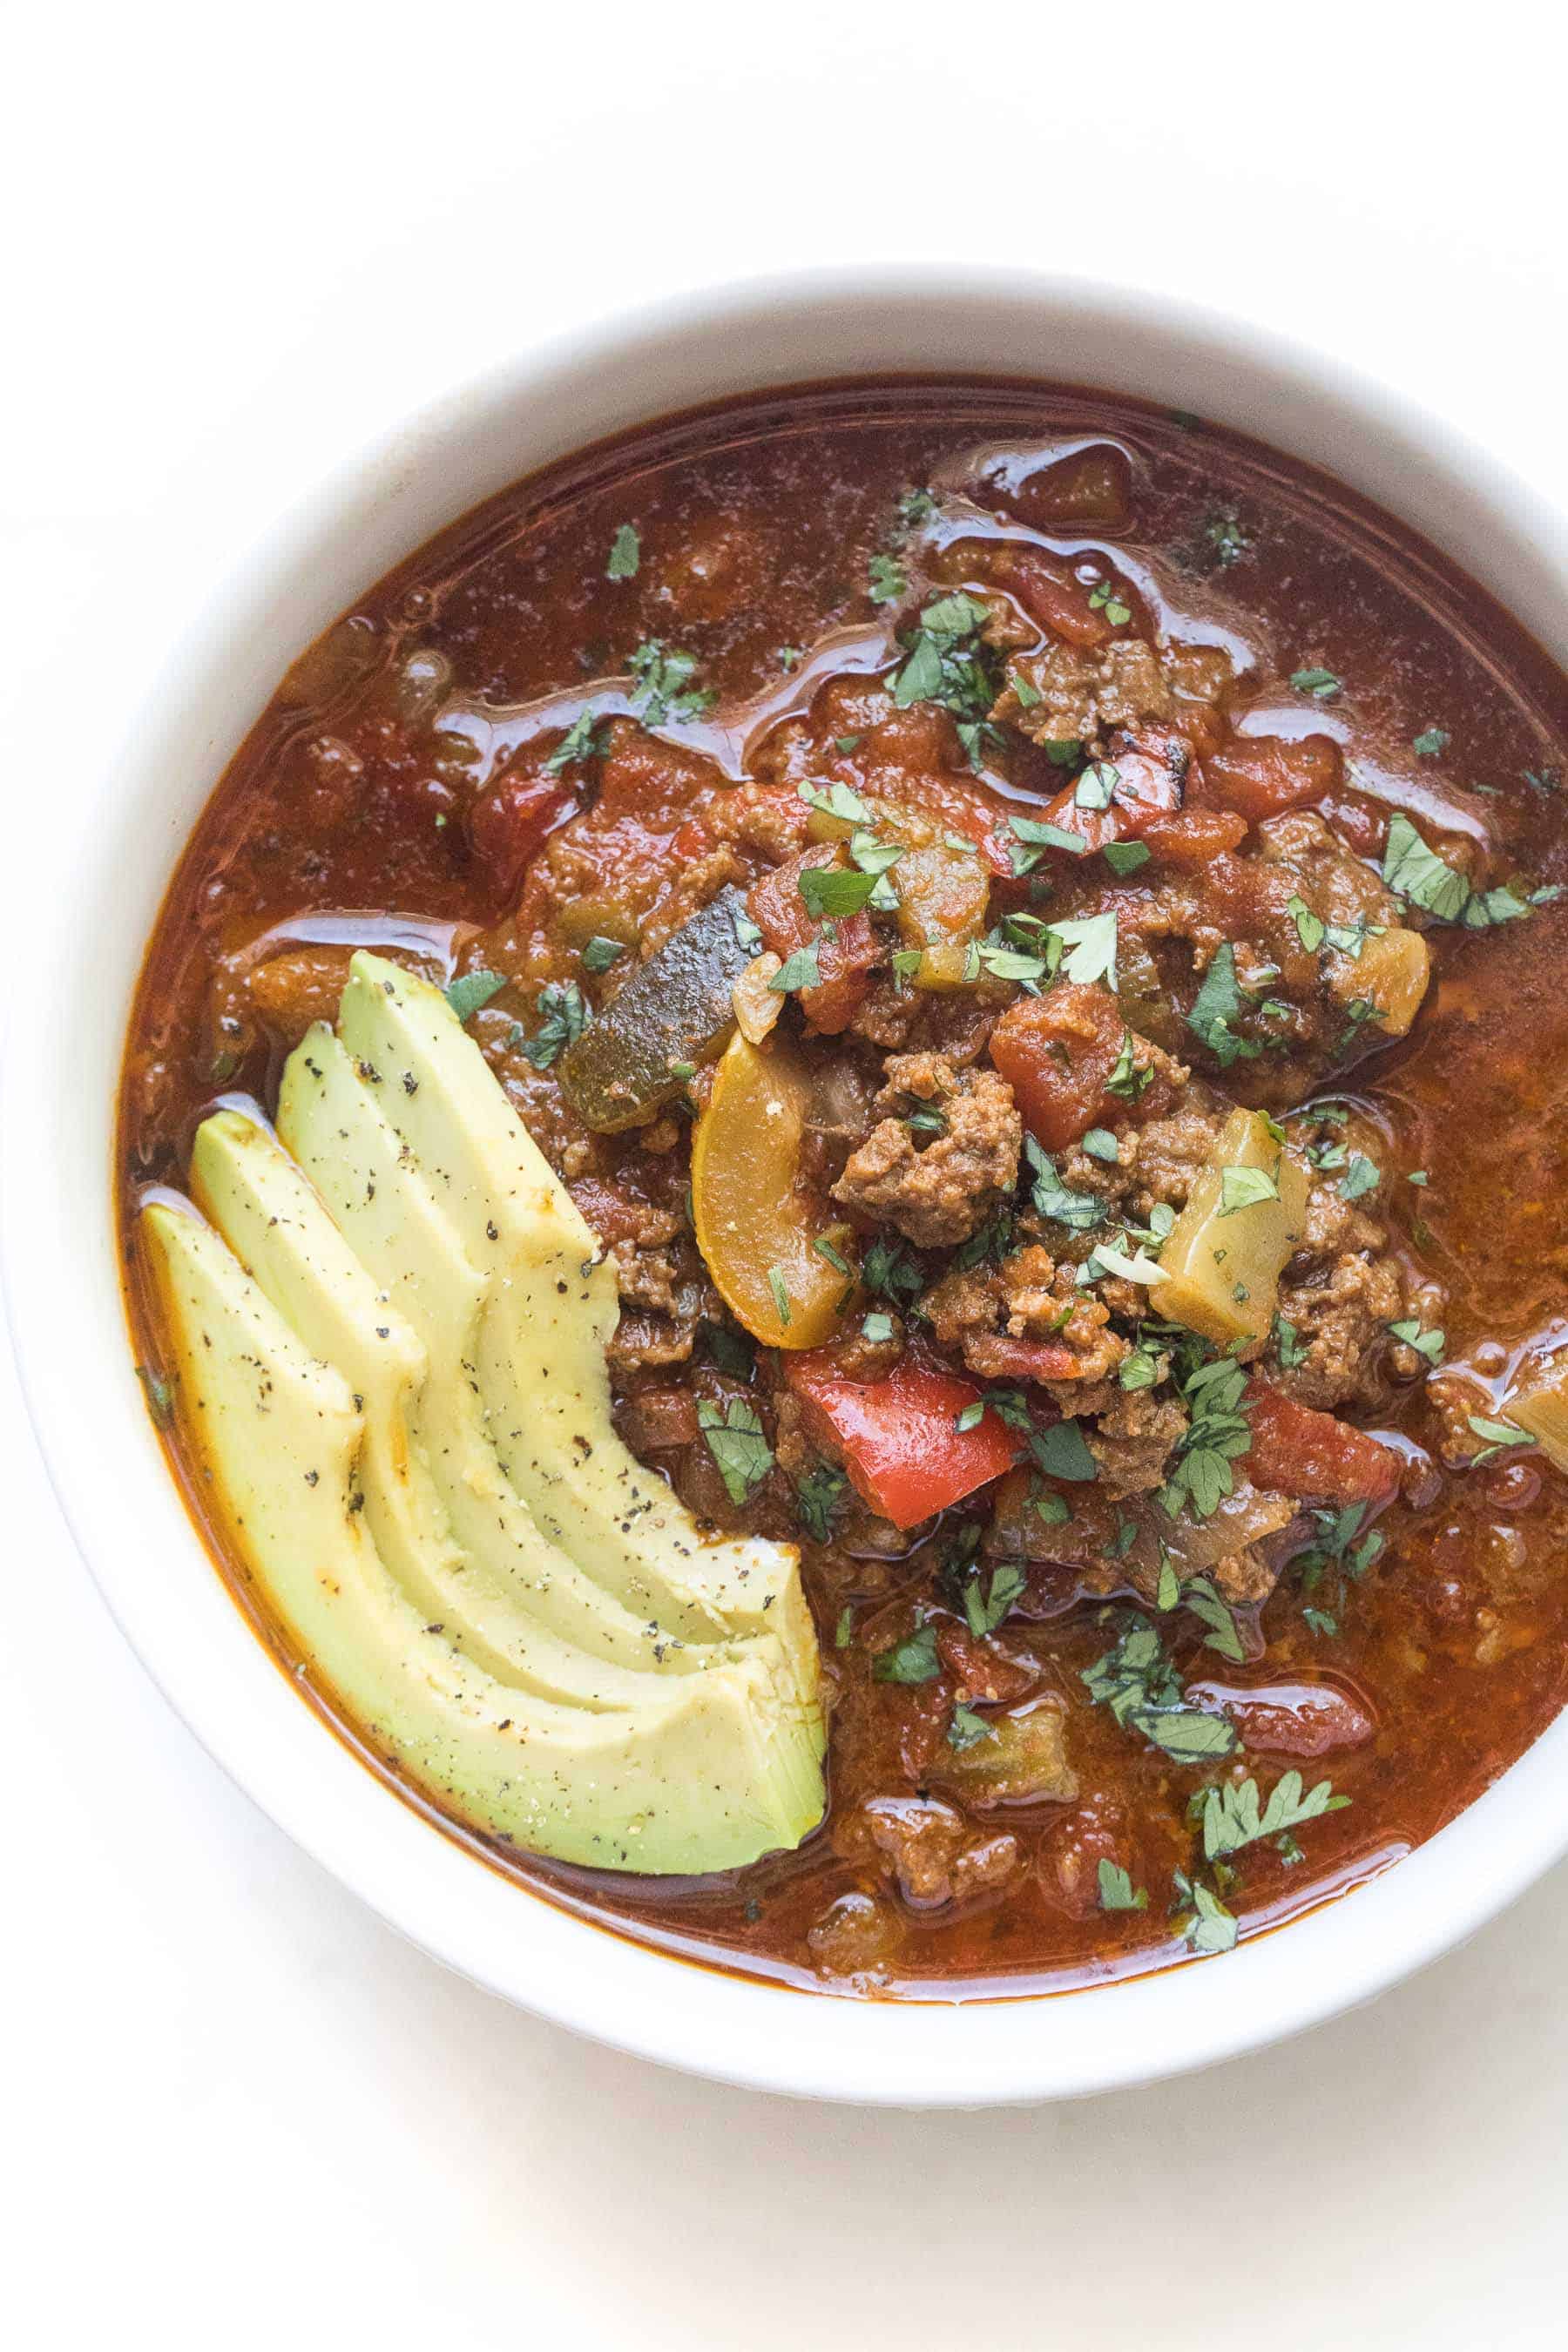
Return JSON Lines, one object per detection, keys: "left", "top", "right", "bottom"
{"left": 580, "top": 935, "right": 626, "bottom": 974}
{"left": 628, "top": 639, "right": 714, "bottom": 726}
{"left": 1467, "top": 1413, "right": 1535, "bottom": 1463}
{"left": 835, "top": 1605, "right": 855, "bottom": 1649}
{"left": 1288, "top": 895, "right": 1327, "bottom": 954}
{"left": 1291, "top": 666, "right": 1342, "bottom": 700}
{"left": 1219, "top": 1164, "right": 1280, "bottom": 1216}
{"left": 1098, "top": 1860, "right": 1149, "bottom": 1912}
{"left": 873, "top": 1621, "right": 943, "bottom": 1684}
{"left": 696, "top": 1398, "right": 774, "bottom": 1505}
{"left": 1082, "top": 1128, "right": 1120, "bottom": 1163}
{"left": 868, "top": 553, "right": 907, "bottom": 605}
{"left": 444, "top": 970, "right": 508, "bottom": 1024}
{"left": 798, "top": 864, "right": 881, "bottom": 920}
{"left": 1186, "top": 942, "right": 1260, "bottom": 1066}
{"left": 1412, "top": 727, "right": 1450, "bottom": 758}
{"left": 948, "top": 1703, "right": 997, "bottom": 1752}
{"left": 1200, "top": 1770, "right": 1348, "bottom": 1862}
{"left": 1075, "top": 760, "right": 1119, "bottom": 811}
{"left": 797, "top": 1463, "right": 848, "bottom": 1543}
{"left": 605, "top": 524, "right": 640, "bottom": 579}
{"left": 767, "top": 1266, "right": 793, "bottom": 1328}
{"left": 862, "top": 1311, "right": 896, "bottom": 1344}
{"left": 1103, "top": 839, "right": 1152, "bottom": 876}
{"left": 1388, "top": 1317, "right": 1443, "bottom": 1364}
{"left": 521, "top": 981, "right": 588, "bottom": 1067}
{"left": 1338, "top": 1152, "right": 1380, "bottom": 1202}
{"left": 769, "top": 942, "right": 823, "bottom": 995}
{"left": 544, "top": 710, "right": 610, "bottom": 775}
{"left": 1087, "top": 577, "right": 1132, "bottom": 626}
{"left": 1174, "top": 1872, "right": 1239, "bottom": 1954}
{"left": 1083, "top": 1619, "right": 1238, "bottom": 1761}
{"left": 1030, "top": 1420, "right": 1098, "bottom": 1484}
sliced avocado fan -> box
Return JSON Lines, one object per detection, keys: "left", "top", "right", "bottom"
{"left": 140, "top": 956, "right": 826, "bottom": 1875}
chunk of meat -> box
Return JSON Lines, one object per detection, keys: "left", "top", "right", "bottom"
{"left": 833, "top": 1056, "right": 1022, "bottom": 1248}
{"left": 923, "top": 1246, "right": 1126, "bottom": 1385}
{"left": 1274, "top": 1248, "right": 1403, "bottom": 1412}
{"left": 836, "top": 1794, "right": 1025, "bottom": 1909}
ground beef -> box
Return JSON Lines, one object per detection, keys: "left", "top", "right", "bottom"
{"left": 1255, "top": 809, "right": 1398, "bottom": 930}
{"left": 833, "top": 1055, "right": 1022, "bottom": 1248}
{"left": 993, "top": 637, "right": 1231, "bottom": 747}
{"left": 1274, "top": 1249, "right": 1403, "bottom": 1411}
{"left": 637, "top": 844, "right": 751, "bottom": 953}
{"left": 1064, "top": 1090, "right": 1231, "bottom": 1218}
{"left": 848, "top": 975, "right": 1003, "bottom": 1062}
{"left": 923, "top": 1246, "right": 1125, "bottom": 1384}
{"left": 1078, "top": 1389, "right": 1189, "bottom": 1497}
{"left": 835, "top": 1794, "right": 1024, "bottom": 1910}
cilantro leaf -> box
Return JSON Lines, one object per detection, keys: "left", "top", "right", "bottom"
{"left": 696, "top": 1398, "right": 774, "bottom": 1505}
{"left": 606, "top": 524, "right": 640, "bottom": 579}
{"left": 521, "top": 981, "right": 588, "bottom": 1067}
{"left": 544, "top": 710, "right": 610, "bottom": 775}
{"left": 873, "top": 1622, "right": 943, "bottom": 1685}
{"left": 796, "top": 1463, "right": 848, "bottom": 1542}
{"left": 444, "top": 970, "right": 508, "bottom": 1024}
{"left": 628, "top": 639, "right": 714, "bottom": 726}
{"left": 798, "top": 864, "right": 881, "bottom": 920}
{"left": 1200, "top": 1769, "right": 1349, "bottom": 1861}
{"left": 1097, "top": 1860, "right": 1149, "bottom": 1912}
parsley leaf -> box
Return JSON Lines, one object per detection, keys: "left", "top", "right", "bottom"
{"left": 1098, "top": 1860, "right": 1149, "bottom": 1912}
{"left": 873, "top": 1622, "right": 943, "bottom": 1684}
{"left": 1200, "top": 1769, "right": 1349, "bottom": 1862}
{"left": 521, "top": 981, "right": 588, "bottom": 1067}
{"left": 445, "top": 970, "right": 508, "bottom": 1024}
{"left": 606, "top": 524, "right": 640, "bottom": 579}
{"left": 544, "top": 710, "right": 610, "bottom": 775}
{"left": 696, "top": 1398, "right": 774, "bottom": 1505}
{"left": 628, "top": 639, "right": 714, "bottom": 726}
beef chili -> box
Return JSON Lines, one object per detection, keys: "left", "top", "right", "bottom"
{"left": 119, "top": 377, "right": 1568, "bottom": 1997}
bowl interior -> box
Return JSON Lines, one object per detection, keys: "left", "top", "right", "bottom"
{"left": 8, "top": 271, "right": 1568, "bottom": 2104}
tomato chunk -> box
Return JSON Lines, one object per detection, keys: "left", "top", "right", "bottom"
{"left": 1200, "top": 733, "right": 1342, "bottom": 824}
{"left": 785, "top": 1354, "right": 1026, "bottom": 1529}
{"left": 988, "top": 983, "right": 1171, "bottom": 1153}
{"left": 1138, "top": 807, "right": 1248, "bottom": 868}
{"left": 747, "top": 846, "right": 879, "bottom": 1034}
{"left": 467, "top": 767, "right": 572, "bottom": 902}
{"left": 1030, "top": 745, "right": 1185, "bottom": 858}
{"left": 934, "top": 538, "right": 1113, "bottom": 649}
{"left": 1245, "top": 1382, "right": 1400, "bottom": 1507}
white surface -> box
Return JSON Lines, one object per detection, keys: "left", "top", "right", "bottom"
{"left": 3, "top": 0, "right": 1566, "bottom": 2340}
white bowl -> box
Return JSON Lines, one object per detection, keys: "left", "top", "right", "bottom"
{"left": 7, "top": 268, "right": 1568, "bottom": 2106}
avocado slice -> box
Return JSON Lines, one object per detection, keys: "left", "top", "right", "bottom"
{"left": 142, "top": 1200, "right": 824, "bottom": 1871}
{"left": 191, "top": 1108, "right": 760, "bottom": 1711}
{"left": 333, "top": 954, "right": 816, "bottom": 1687}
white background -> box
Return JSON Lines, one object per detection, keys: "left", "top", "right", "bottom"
{"left": 4, "top": 3, "right": 1567, "bottom": 2343}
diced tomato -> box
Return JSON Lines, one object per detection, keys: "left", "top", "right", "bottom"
{"left": 1031, "top": 744, "right": 1185, "bottom": 858}
{"left": 785, "top": 1354, "right": 1026, "bottom": 1529}
{"left": 989, "top": 983, "right": 1173, "bottom": 1153}
{"left": 1138, "top": 807, "right": 1249, "bottom": 868}
{"left": 747, "top": 846, "right": 879, "bottom": 1034}
{"left": 466, "top": 767, "right": 572, "bottom": 902}
{"left": 1200, "top": 733, "right": 1343, "bottom": 824}
{"left": 1317, "top": 788, "right": 1389, "bottom": 860}
{"left": 1245, "top": 1381, "right": 1401, "bottom": 1508}
{"left": 980, "top": 444, "right": 1133, "bottom": 535}
{"left": 1184, "top": 1677, "right": 1375, "bottom": 1759}
{"left": 933, "top": 538, "right": 1113, "bottom": 649}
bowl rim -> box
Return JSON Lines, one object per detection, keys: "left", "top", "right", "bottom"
{"left": 7, "top": 262, "right": 1568, "bottom": 2106}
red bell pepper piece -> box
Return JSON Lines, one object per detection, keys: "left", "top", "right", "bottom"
{"left": 785, "top": 1354, "right": 1026, "bottom": 1529}
{"left": 467, "top": 767, "right": 572, "bottom": 903}
{"left": 1246, "top": 1382, "right": 1400, "bottom": 1508}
